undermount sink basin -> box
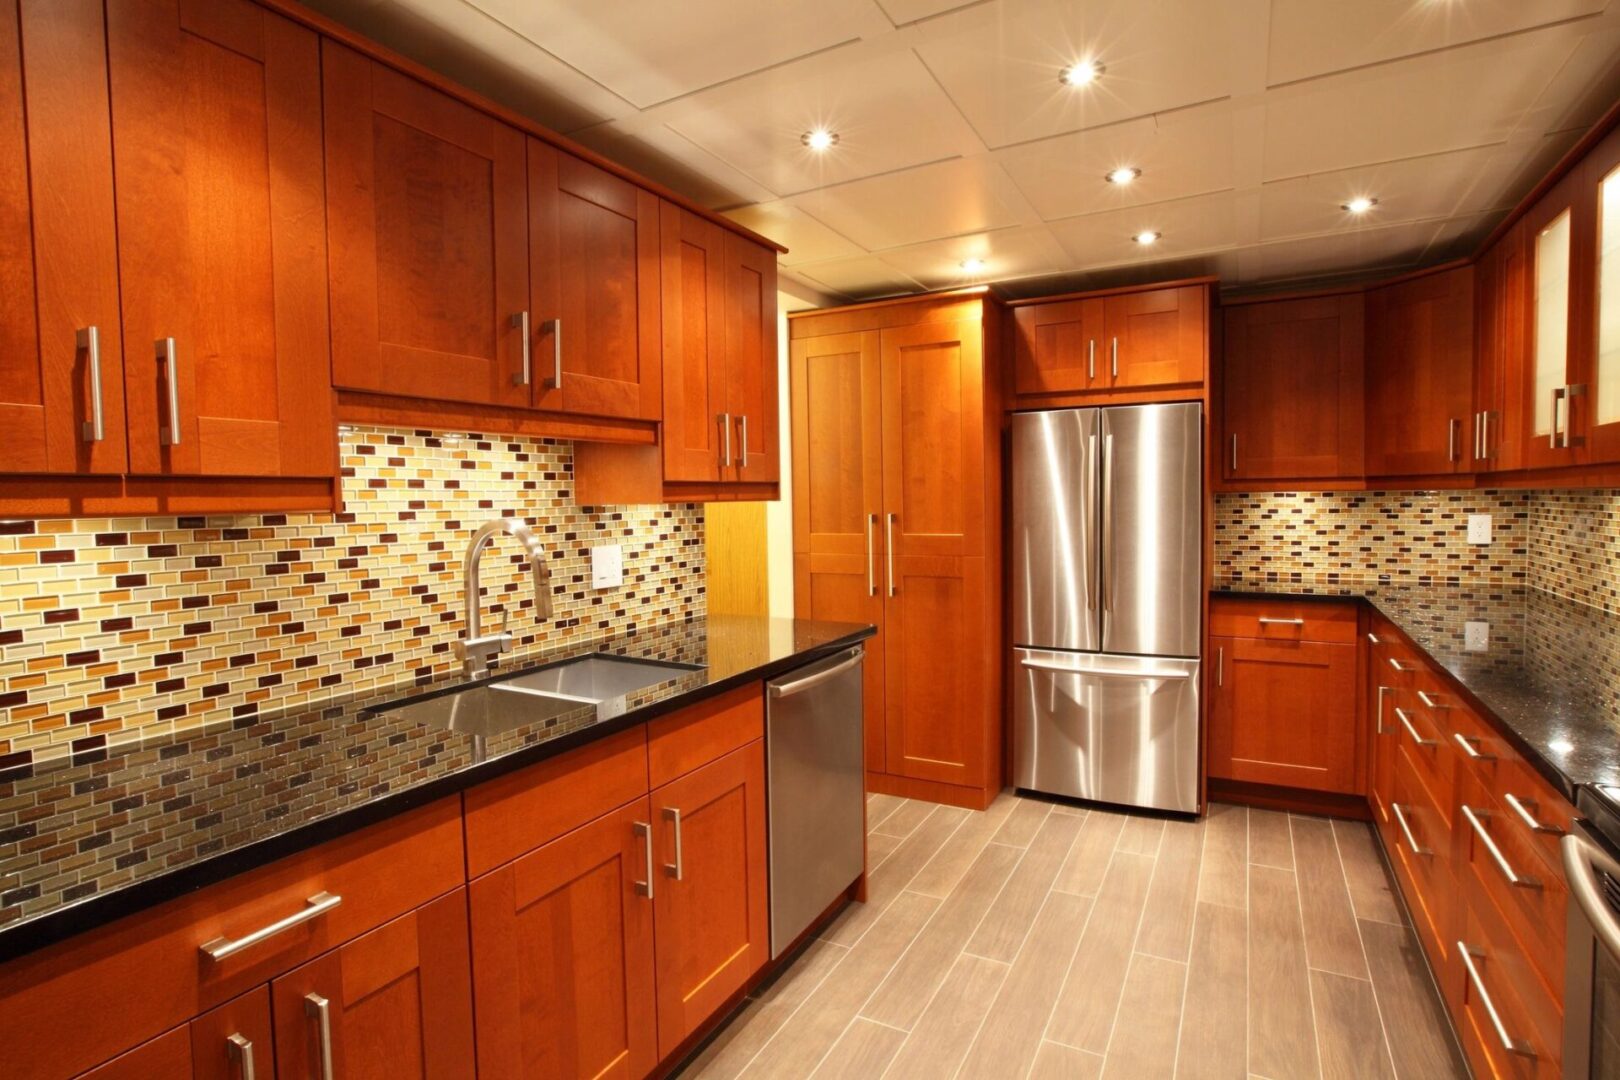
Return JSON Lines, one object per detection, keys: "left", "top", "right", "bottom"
{"left": 492, "top": 656, "right": 700, "bottom": 703}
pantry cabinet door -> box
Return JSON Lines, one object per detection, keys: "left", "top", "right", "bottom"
{"left": 0, "top": 0, "right": 126, "bottom": 476}
{"left": 108, "top": 0, "right": 333, "bottom": 478}
{"left": 324, "top": 41, "right": 528, "bottom": 410}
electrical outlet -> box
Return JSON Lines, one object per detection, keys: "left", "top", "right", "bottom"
{"left": 590, "top": 544, "right": 622, "bottom": 589}
{"left": 1464, "top": 620, "right": 1490, "bottom": 652}
{"left": 1467, "top": 514, "right": 1492, "bottom": 545}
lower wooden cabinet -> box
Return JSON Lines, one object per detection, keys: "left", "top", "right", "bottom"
{"left": 79, "top": 988, "right": 275, "bottom": 1080}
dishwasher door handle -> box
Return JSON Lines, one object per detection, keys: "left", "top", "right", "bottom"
{"left": 769, "top": 650, "right": 862, "bottom": 698}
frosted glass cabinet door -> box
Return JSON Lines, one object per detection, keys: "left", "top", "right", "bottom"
{"left": 1594, "top": 161, "right": 1620, "bottom": 461}
{"left": 1533, "top": 209, "right": 1572, "bottom": 443}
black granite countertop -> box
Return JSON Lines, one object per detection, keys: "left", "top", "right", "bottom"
{"left": 0, "top": 615, "right": 874, "bottom": 962}
{"left": 1213, "top": 578, "right": 1620, "bottom": 800}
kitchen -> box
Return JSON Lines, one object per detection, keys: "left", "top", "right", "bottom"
{"left": 4, "top": 1, "right": 1620, "bottom": 1078}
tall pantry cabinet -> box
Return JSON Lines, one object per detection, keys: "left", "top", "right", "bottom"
{"left": 789, "top": 293, "right": 1004, "bottom": 810}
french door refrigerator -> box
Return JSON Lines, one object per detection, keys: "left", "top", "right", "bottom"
{"left": 1010, "top": 403, "right": 1202, "bottom": 813}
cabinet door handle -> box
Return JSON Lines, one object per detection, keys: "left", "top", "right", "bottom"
{"left": 1505, "top": 792, "right": 1562, "bottom": 835}
{"left": 1453, "top": 732, "right": 1496, "bottom": 761}
{"left": 1459, "top": 942, "right": 1537, "bottom": 1057}
{"left": 1552, "top": 386, "right": 1567, "bottom": 449}
{"left": 1482, "top": 410, "right": 1492, "bottom": 459}
{"left": 1475, "top": 411, "right": 1485, "bottom": 460}
{"left": 303, "top": 993, "right": 335, "bottom": 1080}
{"left": 663, "top": 807, "right": 684, "bottom": 880}
{"left": 1111, "top": 336, "right": 1119, "bottom": 379}
{"left": 1394, "top": 707, "right": 1436, "bottom": 747}
{"left": 1448, "top": 417, "right": 1460, "bottom": 463}
{"left": 1462, "top": 804, "right": 1540, "bottom": 889}
{"left": 1391, "top": 802, "right": 1430, "bottom": 856}
{"left": 1388, "top": 657, "right": 1412, "bottom": 673}
{"left": 199, "top": 892, "right": 342, "bottom": 961}
{"left": 544, "top": 317, "right": 562, "bottom": 388}
{"left": 865, "top": 514, "right": 876, "bottom": 596}
{"left": 737, "top": 414, "right": 749, "bottom": 469}
{"left": 885, "top": 513, "right": 896, "bottom": 597}
{"left": 718, "top": 412, "right": 732, "bottom": 468}
{"left": 78, "top": 327, "right": 103, "bottom": 442}
{"left": 1087, "top": 338, "right": 1095, "bottom": 381}
{"left": 634, "top": 820, "right": 654, "bottom": 898}
{"left": 1367, "top": 632, "right": 1381, "bottom": 645}
{"left": 1215, "top": 646, "right": 1222, "bottom": 688}
{"left": 1416, "top": 690, "right": 1444, "bottom": 709}
{"left": 157, "top": 337, "right": 181, "bottom": 446}
{"left": 1230, "top": 433, "right": 1238, "bottom": 474}
{"left": 511, "top": 311, "right": 531, "bottom": 386}
{"left": 1375, "top": 686, "right": 1391, "bottom": 734}
{"left": 226, "top": 1033, "right": 256, "bottom": 1080}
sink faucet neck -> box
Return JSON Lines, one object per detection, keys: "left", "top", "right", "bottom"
{"left": 461, "top": 517, "right": 551, "bottom": 677}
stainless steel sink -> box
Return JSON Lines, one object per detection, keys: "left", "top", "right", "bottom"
{"left": 492, "top": 656, "right": 699, "bottom": 703}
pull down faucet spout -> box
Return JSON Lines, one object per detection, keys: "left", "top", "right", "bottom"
{"left": 459, "top": 517, "right": 551, "bottom": 677}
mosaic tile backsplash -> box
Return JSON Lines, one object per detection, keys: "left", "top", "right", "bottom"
{"left": 0, "top": 427, "right": 704, "bottom": 766}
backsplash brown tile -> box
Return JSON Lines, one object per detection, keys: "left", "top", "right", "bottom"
{"left": 1529, "top": 489, "right": 1620, "bottom": 615}
{"left": 0, "top": 427, "right": 704, "bottom": 765}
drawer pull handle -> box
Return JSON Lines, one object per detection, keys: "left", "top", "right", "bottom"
{"left": 1462, "top": 804, "right": 1540, "bottom": 889}
{"left": 1505, "top": 792, "right": 1563, "bottom": 835}
{"left": 1367, "top": 632, "right": 1380, "bottom": 645}
{"left": 199, "top": 892, "right": 342, "bottom": 961}
{"left": 1257, "top": 617, "right": 1304, "bottom": 626}
{"left": 1453, "top": 732, "right": 1495, "bottom": 761}
{"left": 1387, "top": 658, "right": 1412, "bottom": 672}
{"left": 1416, "top": 690, "right": 1444, "bottom": 709}
{"left": 1394, "top": 707, "right": 1437, "bottom": 748}
{"left": 304, "top": 993, "right": 335, "bottom": 1080}
{"left": 1391, "top": 802, "right": 1430, "bottom": 856}
{"left": 634, "top": 821, "right": 654, "bottom": 899}
{"left": 664, "top": 807, "right": 684, "bottom": 881}
{"left": 1375, "top": 686, "right": 1391, "bottom": 735}
{"left": 227, "top": 1033, "right": 256, "bottom": 1080}
{"left": 1459, "top": 942, "right": 1536, "bottom": 1058}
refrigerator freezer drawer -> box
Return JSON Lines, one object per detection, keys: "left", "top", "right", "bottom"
{"left": 1012, "top": 648, "right": 1200, "bottom": 814}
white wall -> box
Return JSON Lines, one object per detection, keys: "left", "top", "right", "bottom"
{"left": 766, "top": 301, "right": 795, "bottom": 618}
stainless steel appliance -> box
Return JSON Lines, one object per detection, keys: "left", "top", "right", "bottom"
{"left": 1565, "top": 784, "right": 1620, "bottom": 1077}
{"left": 766, "top": 646, "right": 866, "bottom": 958}
{"left": 1010, "top": 404, "right": 1202, "bottom": 813}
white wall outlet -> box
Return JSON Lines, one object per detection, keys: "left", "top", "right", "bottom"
{"left": 1467, "top": 513, "right": 1492, "bottom": 545}
{"left": 1464, "top": 620, "right": 1490, "bottom": 652}
{"left": 590, "top": 544, "right": 623, "bottom": 589}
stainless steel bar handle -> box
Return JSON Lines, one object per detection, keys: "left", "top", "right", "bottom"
{"left": 1391, "top": 802, "right": 1430, "bottom": 855}
{"left": 718, "top": 412, "right": 732, "bottom": 468}
{"left": 1476, "top": 412, "right": 1485, "bottom": 460}
{"left": 1257, "top": 617, "right": 1304, "bottom": 626}
{"left": 1452, "top": 732, "right": 1495, "bottom": 761}
{"left": 1216, "top": 646, "right": 1223, "bottom": 688}
{"left": 1447, "top": 417, "right": 1460, "bottom": 463}
{"left": 1394, "top": 707, "right": 1437, "bottom": 747}
{"left": 158, "top": 337, "right": 181, "bottom": 446}
{"left": 1019, "top": 658, "right": 1192, "bottom": 680}
{"left": 1564, "top": 832, "right": 1620, "bottom": 959}
{"left": 1388, "top": 657, "right": 1412, "bottom": 672}
{"left": 227, "top": 1033, "right": 256, "bottom": 1080}
{"left": 199, "top": 892, "right": 342, "bottom": 960}
{"left": 885, "top": 513, "right": 896, "bottom": 597}
{"left": 634, "top": 821, "right": 654, "bottom": 898}
{"left": 1461, "top": 804, "right": 1539, "bottom": 889}
{"left": 1505, "top": 792, "right": 1561, "bottom": 834}
{"left": 1458, "top": 943, "right": 1535, "bottom": 1057}
{"left": 78, "top": 327, "right": 103, "bottom": 442}
{"left": 865, "top": 514, "right": 876, "bottom": 597}
{"left": 770, "top": 649, "right": 863, "bottom": 698}
{"left": 737, "top": 414, "right": 749, "bottom": 469}
{"left": 511, "top": 311, "right": 531, "bottom": 386}
{"left": 303, "top": 993, "right": 335, "bottom": 1080}
{"left": 663, "top": 807, "right": 684, "bottom": 880}
{"left": 1230, "top": 433, "right": 1238, "bottom": 474}
{"left": 1110, "top": 336, "right": 1118, "bottom": 378}
{"left": 1482, "top": 411, "right": 1492, "bottom": 459}
{"left": 544, "top": 317, "right": 562, "bottom": 388}
{"left": 1367, "top": 632, "right": 1381, "bottom": 645}
{"left": 1375, "top": 686, "right": 1390, "bottom": 734}
{"left": 1552, "top": 385, "right": 1566, "bottom": 449}
{"left": 1101, "top": 432, "right": 1114, "bottom": 614}
{"left": 1416, "top": 690, "right": 1443, "bottom": 709}
{"left": 1087, "top": 339, "right": 1095, "bottom": 381}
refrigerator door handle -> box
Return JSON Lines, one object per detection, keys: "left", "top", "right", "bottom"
{"left": 1019, "top": 658, "right": 1192, "bottom": 680}
{"left": 1100, "top": 431, "right": 1114, "bottom": 618}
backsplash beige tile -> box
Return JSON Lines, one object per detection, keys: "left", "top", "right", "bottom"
{"left": 1530, "top": 489, "right": 1620, "bottom": 614}
{"left": 0, "top": 427, "right": 704, "bottom": 767}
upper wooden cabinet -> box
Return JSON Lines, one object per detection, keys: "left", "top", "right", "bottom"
{"left": 1520, "top": 170, "right": 1583, "bottom": 471}
{"left": 1364, "top": 265, "right": 1475, "bottom": 477}
{"left": 1012, "top": 283, "right": 1207, "bottom": 400}
{"left": 1221, "top": 294, "right": 1364, "bottom": 482}
{"left": 1012, "top": 295, "right": 1105, "bottom": 394}
{"left": 1473, "top": 222, "right": 1525, "bottom": 471}
{"left": 1583, "top": 123, "right": 1620, "bottom": 463}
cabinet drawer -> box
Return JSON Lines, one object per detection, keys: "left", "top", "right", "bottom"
{"left": 647, "top": 683, "right": 763, "bottom": 789}
{"left": 464, "top": 723, "right": 649, "bottom": 877}
{"left": 0, "top": 797, "right": 463, "bottom": 1080}
{"left": 1389, "top": 688, "right": 1456, "bottom": 825}
{"left": 1389, "top": 742, "right": 1455, "bottom": 969}
{"left": 1209, "top": 598, "right": 1358, "bottom": 644}
{"left": 1457, "top": 882, "right": 1562, "bottom": 1079}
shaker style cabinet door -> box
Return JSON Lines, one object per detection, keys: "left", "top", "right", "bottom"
{"left": 1364, "top": 265, "right": 1475, "bottom": 476}
{"left": 1584, "top": 123, "right": 1620, "bottom": 463}
{"left": 660, "top": 204, "right": 728, "bottom": 483}
{"left": 108, "top": 0, "right": 333, "bottom": 478}
{"left": 324, "top": 41, "right": 528, "bottom": 410}
{"left": 1207, "top": 636, "right": 1359, "bottom": 794}
{"left": 0, "top": 0, "right": 126, "bottom": 476}
{"left": 1519, "top": 170, "right": 1583, "bottom": 471}
{"left": 723, "top": 233, "right": 780, "bottom": 483}
{"left": 1103, "top": 285, "right": 1206, "bottom": 389}
{"left": 1012, "top": 296, "right": 1106, "bottom": 395}
{"left": 528, "top": 141, "right": 661, "bottom": 420}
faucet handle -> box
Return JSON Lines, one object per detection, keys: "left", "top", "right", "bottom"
{"left": 534, "top": 555, "right": 553, "bottom": 620}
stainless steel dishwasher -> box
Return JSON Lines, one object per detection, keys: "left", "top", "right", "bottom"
{"left": 766, "top": 645, "right": 865, "bottom": 958}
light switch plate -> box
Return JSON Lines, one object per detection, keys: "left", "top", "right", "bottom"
{"left": 591, "top": 544, "right": 623, "bottom": 589}
{"left": 1464, "top": 620, "right": 1490, "bottom": 652}
{"left": 1467, "top": 514, "right": 1492, "bottom": 545}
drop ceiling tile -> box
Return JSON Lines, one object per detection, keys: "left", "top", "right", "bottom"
{"left": 789, "top": 156, "right": 1037, "bottom": 252}
{"left": 722, "top": 202, "right": 865, "bottom": 265}
{"left": 567, "top": 123, "right": 777, "bottom": 208}
{"left": 661, "top": 46, "right": 985, "bottom": 196}
{"left": 876, "top": 0, "right": 984, "bottom": 27}
{"left": 793, "top": 255, "right": 926, "bottom": 297}
{"left": 1237, "top": 218, "right": 1447, "bottom": 284}
{"left": 995, "top": 105, "right": 1237, "bottom": 221}
{"left": 1046, "top": 191, "right": 1244, "bottom": 270}
{"left": 1267, "top": 0, "right": 1607, "bottom": 86}
{"left": 877, "top": 226, "right": 1071, "bottom": 290}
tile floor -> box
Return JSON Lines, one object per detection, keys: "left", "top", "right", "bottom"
{"left": 679, "top": 792, "right": 1469, "bottom": 1080}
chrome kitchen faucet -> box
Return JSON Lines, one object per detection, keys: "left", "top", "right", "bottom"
{"left": 460, "top": 518, "right": 552, "bottom": 677}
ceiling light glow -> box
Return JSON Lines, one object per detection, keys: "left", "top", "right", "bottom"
{"left": 1133, "top": 231, "right": 1161, "bottom": 245}
{"left": 801, "top": 129, "right": 839, "bottom": 151}
{"left": 960, "top": 257, "right": 987, "bottom": 273}
{"left": 1106, "top": 167, "right": 1141, "bottom": 185}
{"left": 1342, "top": 196, "right": 1379, "bottom": 214}
{"left": 1060, "top": 59, "right": 1104, "bottom": 86}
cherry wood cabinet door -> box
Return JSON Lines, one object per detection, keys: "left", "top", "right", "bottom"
{"left": 1207, "top": 635, "right": 1359, "bottom": 793}
{"left": 0, "top": 0, "right": 126, "bottom": 477}
{"left": 469, "top": 798, "right": 658, "bottom": 1080}
{"left": 1519, "top": 170, "right": 1583, "bottom": 471}
{"left": 660, "top": 203, "right": 727, "bottom": 483}
{"left": 1222, "top": 294, "right": 1364, "bottom": 481}
{"left": 190, "top": 987, "right": 275, "bottom": 1080}
{"left": 1473, "top": 225, "right": 1526, "bottom": 471}
{"left": 107, "top": 0, "right": 332, "bottom": 479}
{"left": 651, "top": 741, "right": 769, "bottom": 1058}
{"left": 724, "top": 233, "right": 780, "bottom": 483}
{"left": 1012, "top": 296, "right": 1106, "bottom": 395}
{"left": 324, "top": 42, "right": 527, "bottom": 410}
{"left": 77, "top": 1025, "right": 194, "bottom": 1079}
{"left": 1103, "top": 285, "right": 1206, "bottom": 389}
{"left": 884, "top": 554, "right": 987, "bottom": 787}
{"left": 1364, "top": 266, "right": 1475, "bottom": 476}
{"left": 528, "top": 141, "right": 661, "bottom": 420}
{"left": 271, "top": 889, "right": 475, "bottom": 1080}
{"left": 1583, "top": 122, "right": 1620, "bottom": 463}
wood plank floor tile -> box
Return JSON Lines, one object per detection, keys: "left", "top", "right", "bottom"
{"left": 861, "top": 842, "right": 1021, "bottom": 1030}
{"left": 682, "top": 940, "right": 850, "bottom": 1079}
{"left": 1311, "top": 968, "right": 1396, "bottom": 1080}
{"left": 1052, "top": 809, "right": 1128, "bottom": 897}
{"left": 807, "top": 1019, "right": 906, "bottom": 1078}
{"left": 1051, "top": 800, "right": 1091, "bottom": 818}
{"left": 960, "top": 891, "right": 1094, "bottom": 1078}
{"left": 907, "top": 793, "right": 1018, "bottom": 899}
{"left": 1248, "top": 866, "right": 1320, "bottom": 1080}
{"left": 866, "top": 831, "right": 902, "bottom": 872}
{"left": 867, "top": 793, "right": 905, "bottom": 832}
{"left": 1291, "top": 815, "right": 1368, "bottom": 979}
{"left": 1249, "top": 809, "right": 1294, "bottom": 869}
{"left": 873, "top": 798, "right": 936, "bottom": 840}
{"left": 1118, "top": 814, "right": 1166, "bottom": 856}
{"left": 1045, "top": 851, "right": 1156, "bottom": 1052}
{"left": 1176, "top": 901, "right": 1248, "bottom": 1080}
{"left": 992, "top": 795, "right": 1053, "bottom": 847}
{"left": 821, "top": 805, "right": 968, "bottom": 947}
{"left": 1029, "top": 1041, "right": 1103, "bottom": 1080}
{"left": 964, "top": 810, "right": 1083, "bottom": 962}
{"left": 1137, "top": 817, "right": 1204, "bottom": 962}
{"left": 1358, "top": 918, "right": 1468, "bottom": 1079}
{"left": 1332, "top": 819, "right": 1405, "bottom": 926}
{"left": 1198, "top": 802, "right": 1248, "bottom": 910}
{"left": 1102, "top": 953, "right": 1186, "bottom": 1077}
{"left": 883, "top": 953, "right": 1009, "bottom": 1078}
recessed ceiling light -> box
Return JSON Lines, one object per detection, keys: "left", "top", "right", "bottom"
{"left": 1133, "top": 231, "right": 1161, "bottom": 245}
{"left": 801, "top": 129, "right": 839, "bottom": 151}
{"left": 1341, "top": 196, "right": 1379, "bottom": 214}
{"left": 960, "top": 257, "right": 987, "bottom": 273}
{"left": 1059, "top": 59, "right": 1104, "bottom": 86}
{"left": 1106, "top": 167, "right": 1141, "bottom": 185}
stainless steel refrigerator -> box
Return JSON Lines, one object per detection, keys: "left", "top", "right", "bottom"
{"left": 1010, "top": 403, "right": 1202, "bottom": 814}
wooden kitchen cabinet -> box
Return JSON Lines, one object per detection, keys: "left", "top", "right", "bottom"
{"left": 1012, "top": 295, "right": 1105, "bottom": 395}
{"left": 78, "top": 988, "right": 276, "bottom": 1080}
{"left": 1583, "top": 123, "right": 1620, "bottom": 463}
{"left": 1472, "top": 222, "right": 1526, "bottom": 471}
{"left": 1010, "top": 283, "right": 1207, "bottom": 399}
{"left": 1520, "top": 170, "right": 1584, "bottom": 471}
{"left": 1364, "top": 265, "right": 1475, "bottom": 477}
